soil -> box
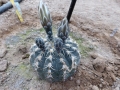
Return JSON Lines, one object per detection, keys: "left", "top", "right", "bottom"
{"left": 0, "top": 0, "right": 8, "bottom": 6}
{"left": 0, "top": 0, "right": 120, "bottom": 90}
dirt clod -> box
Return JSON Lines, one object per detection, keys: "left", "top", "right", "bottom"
{"left": 17, "top": 45, "right": 28, "bottom": 54}
{"left": 106, "top": 64, "right": 114, "bottom": 72}
{"left": 90, "top": 52, "right": 98, "bottom": 59}
{"left": 110, "top": 73, "right": 116, "bottom": 82}
{"left": 93, "top": 57, "right": 106, "bottom": 73}
{"left": 76, "top": 80, "right": 80, "bottom": 86}
{"left": 0, "top": 48, "right": 7, "bottom": 58}
{"left": 114, "top": 67, "right": 118, "bottom": 71}
{"left": 0, "top": 60, "right": 8, "bottom": 72}
{"left": 91, "top": 85, "right": 99, "bottom": 90}
{"left": 22, "top": 53, "right": 30, "bottom": 59}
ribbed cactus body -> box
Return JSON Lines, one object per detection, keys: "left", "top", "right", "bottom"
{"left": 30, "top": 38, "right": 80, "bottom": 82}
{"left": 29, "top": 0, "right": 81, "bottom": 82}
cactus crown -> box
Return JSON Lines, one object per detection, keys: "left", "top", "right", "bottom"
{"left": 30, "top": 0, "right": 80, "bottom": 82}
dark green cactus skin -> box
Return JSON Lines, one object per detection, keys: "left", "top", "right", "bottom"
{"left": 36, "top": 38, "right": 45, "bottom": 51}
{"left": 30, "top": 37, "right": 80, "bottom": 82}
{"left": 57, "top": 18, "right": 69, "bottom": 43}
{"left": 43, "top": 22, "right": 53, "bottom": 41}
{"left": 30, "top": 0, "right": 80, "bottom": 82}
{"left": 54, "top": 38, "right": 63, "bottom": 53}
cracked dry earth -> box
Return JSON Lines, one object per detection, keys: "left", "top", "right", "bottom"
{"left": 0, "top": 0, "right": 120, "bottom": 90}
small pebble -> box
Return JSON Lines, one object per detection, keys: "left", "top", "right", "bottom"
{"left": 100, "top": 78, "right": 103, "bottom": 82}
{"left": 90, "top": 53, "right": 98, "bottom": 59}
{"left": 106, "top": 65, "right": 114, "bottom": 72}
{"left": 0, "top": 60, "right": 8, "bottom": 72}
{"left": 76, "top": 86, "right": 80, "bottom": 90}
{"left": 99, "top": 84, "right": 102, "bottom": 88}
{"left": 0, "top": 49, "right": 7, "bottom": 58}
{"left": 22, "top": 53, "right": 30, "bottom": 59}
{"left": 92, "top": 85, "right": 99, "bottom": 90}
{"left": 70, "top": 77, "right": 73, "bottom": 80}
{"left": 110, "top": 73, "right": 116, "bottom": 81}
{"left": 7, "top": 73, "right": 10, "bottom": 75}
{"left": 102, "top": 81, "right": 106, "bottom": 85}
{"left": 110, "top": 29, "right": 118, "bottom": 37}
{"left": 76, "top": 80, "right": 80, "bottom": 86}
{"left": 114, "top": 67, "right": 118, "bottom": 71}
{"left": 82, "top": 66, "right": 86, "bottom": 70}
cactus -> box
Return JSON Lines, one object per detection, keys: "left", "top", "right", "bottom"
{"left": 38, "top": 0, "right": 53, "bottom": 41}
{"left": 29, "top": 0, "right": 80, "bottom": 82}
{"left": 57, "top": 17, "right": 69, "bottom": 43}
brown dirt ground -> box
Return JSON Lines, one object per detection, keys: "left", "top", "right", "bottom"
{"left": 0, "top": 0, "right": 120, "bottom": 90}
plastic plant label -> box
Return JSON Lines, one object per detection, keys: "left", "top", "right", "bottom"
{"left": 10, "top": 0, "right": 15, "bottom": 5}
{"left": 16, "top": 10, "right": 23, "bottom": 22}
{"left": 10, "top": 0, "right": 23, "bottom": 22}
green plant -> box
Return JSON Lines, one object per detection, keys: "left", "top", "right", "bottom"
{"left": 29, "top": 0, "right": 80, "bottom": 82}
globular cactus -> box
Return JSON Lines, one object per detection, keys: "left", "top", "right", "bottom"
{"left": 29, "top": 0, "right": 81, "bottom": 82}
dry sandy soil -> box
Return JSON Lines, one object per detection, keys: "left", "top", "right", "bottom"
{"left": 0, "top": 0, "right": 120, "bottom": 90}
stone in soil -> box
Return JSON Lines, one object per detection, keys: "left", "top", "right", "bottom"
{"left": 76, "top": 80, "right": 80, "bottom": 86}
{"left": 117, "top": 42, "right": 120, "bottom": 53}
{"left": 114, "top": 60, "right": 120, "bottom": 65}
{"left": 108, "top": 37, "right": 120, "bottom": 55}
{"left": 91, "top": 85, "right": 99, "bottom": 90}
{"left": 0, "top": 48, "right": 7, "bottom": 58}
{"left": 106, "top": 64, "right": 114, "bottom": 72}
{"left": 0, "top": 60, "right": 8, "bottom": 72}
{"left": 22, "top": 53, "right": 30, "bottom": 59}
{"left": 17, "top": 45, "right": 28, "bottom": 54}
{"left": 110, "top": 73, "right": 116, "bottom": 82}
{"left": 93, "top": 57, "right": 107, "bottom": 73}
{"left": 90, "top": 52, "right": 98, "bottom": 59}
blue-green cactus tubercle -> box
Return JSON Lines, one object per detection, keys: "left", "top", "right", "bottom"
{"left": 54, "top": 38, "right": 63, "bottom": 53}
{"left": 29, "top": 0, "right": 80, "bottom": 82}
{"left": 36, "top": 38, "right": 45, "bottom": 51}
{"left": 57, "top": 18, "right": 69, "bottom": 43}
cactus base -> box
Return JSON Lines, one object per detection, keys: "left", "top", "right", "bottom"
{"left": 30, "top": 37, "right": 80, "bottom": 82}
